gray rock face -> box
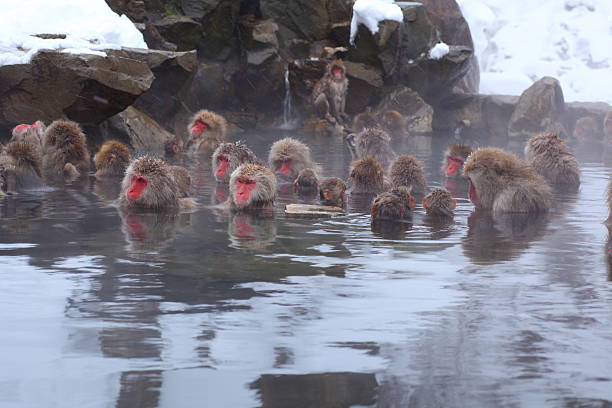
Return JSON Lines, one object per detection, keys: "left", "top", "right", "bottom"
{"left": 508, "top": 77, "right": 568, "bottom": 141}
{"left": 376, "top": 87, "right": 433, "bottom": 132}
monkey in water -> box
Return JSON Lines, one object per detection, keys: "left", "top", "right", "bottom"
{"left": 463, "top": 148, "right": 552, "bottom": 214}
{"left": 348, "top": 156, "right": 388, "bottom": 194}
{"left": 312, "top": 59, "right": 349, "bottom": 125}
{"left": 42, "top": 120, "right": 90, "bottom": 179}
{"left": 380, "top": 110, "right": 407, "bottom": 138}
{"left": 164, "top": 135, "right": 184, "bottom": 159}
{"left": 423, "top": 188, "right": 456, "bottom": 217}
{"left": 346, "top": 127, "right": 395, "bottom": 168}
{"left": 0, "top": 140, "right": 45, "bottom": 192}
{"left": 442, "top": 143, "right": 473, "bottom": 178}
{"left": 371, "top": 187, "right": 415, "bottom": 221}
{"left": 524, "top": 131, "right": 580, "bottom": 189}
{"left": 229, "top": 163, "right": 277, "bottom": 211}
{"left": 10, "top": 121, "right": 46, "bottom": 151}
{"left": 119, "top": 156, "right": 193, "bottom": 210}
{"left": 293, "top": 168, "right": 319, "bottom": 194}
{"left": 186, "top": 110, "right": 228, "bottom": 155}
{"left": 319, "top": 177, "right": 347, "bottom": 207}
{"left": 268, "top": 137, "right": 320, "bottom": 181}
{"left": 212, "top": 141, "right": 261, "bottom": 183}
{"left": 388, "top": 154, "right": 427, "bottom": 196}
{"left": 351, "top": 111, "right": 379, "bottom": 133}
{"left": 94, "top": 141, "right": 131, "bottom": 178}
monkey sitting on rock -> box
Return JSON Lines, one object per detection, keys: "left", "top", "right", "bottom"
{"left": 312, "top": 59, "right": 349, "bottom": 125}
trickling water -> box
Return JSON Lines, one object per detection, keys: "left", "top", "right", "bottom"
{"left": 280, "top": 68, "right": 297, "bottom": 129}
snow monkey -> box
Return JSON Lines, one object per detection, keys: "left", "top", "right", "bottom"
{"left": 293, "top": 168, "right": 319, "bottom": 194}
{"left": 352, "top": 111, "right": 379, "bottom": 133}
{"left": 348, "top": 156, "right": 388, "bottom": 194}
{"left": 346, "top": 127, "right": 395, "bottom": 168}
{"left": 572, "top": 116, "right": 600, "bottom": 144}
{"left": 380, "top": 110, "right": 407, "bottom": 138}
{"left": 212, "top": 141, "right": 261, "bottom": 183}
{"left": 186, "top": 110, "right": 228, "bottom": 155}
{"left": 371, "top": 187, "right": 415, "bottom": 221}
{"left": 229, "top": 163, "right": 277, "bottom": 211}
{"left": 442, "top": 143, "right": 474, "bottom": 178}
{"left": 164, "top": 134, "right": 184, "bottom": 158}
{"left": 0, "top": 140, "right": 45, "bottom": 192}
{"left": 119, "top": 156, "right": 193, "bottom": 210}
{"left": 463, "top": 148, "right": 552, "bottom": 214}
{"left": 319, "top": 177, "right": 347, "bottom": 207}
{"left": 423, "top": 188, "right": 456, "bottom": 217}
{"left": 312, "top": 59, "right": 349, "bottom": 125}
{"left": 388, "top": 154, "right": 427, "bottom": 196}
{"left": 524, "top": 131, "right": 580, "bottom": 189}
{"left": 94, "top": 141, "right": 131, "bottom": 177}
{"left": 10, "top": 121, "right": 46, "bottom": 150}
{"left": 42, "top": 120, "right": 90, "bottom": 179}
{"left": 267, "top": 137, "right": 320, "bottom": 181}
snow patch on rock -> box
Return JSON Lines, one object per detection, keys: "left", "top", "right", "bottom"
{"left": 350, "top": 0, "right": 404, "bottom": 45}
{"left": 429, "top": 42, "right": 450, "bottom": 60}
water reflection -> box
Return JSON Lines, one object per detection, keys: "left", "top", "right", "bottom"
{"left": 228, "top": 211, "right": 277, "bottom": 250}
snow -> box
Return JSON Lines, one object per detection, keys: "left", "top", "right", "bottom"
{"left": 429, "top": 42, "right": 450, "bottom": 60}
{"left": 457, "top": 0, "right": 612, "bottom": 103}
{"left": 350, "top": 0, "right": 404, "bottom": 45}
{"left": 0, "top": 0, "right": 147, "bottom": 66}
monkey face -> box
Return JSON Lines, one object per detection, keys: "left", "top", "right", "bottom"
{"left": 234, "top": 177, "right": 257, "bottom": 207}
{"left": 445, "top": 156, "right": 464, "bottom": 178}
{"left": 466, "top": 177, "right": 481, "bottom": 208}
{"left": 191, "top": 119, "right": 210, "bottom": 136}
{"left": 126, "top": 175, "right": 148, "bottom": 203}
{"left": 274, "top": 158, "right": 294, "bottom": 178}
{"left": 215, "top": 154, "right": 232, "bottom": 181}
{"left": 332, "top": 66, "right": 344, "bottom": 79}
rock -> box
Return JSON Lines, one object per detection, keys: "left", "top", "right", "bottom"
{"left": 153, "top": 15, "right": 204, "bottom": 51}
{"left": 0, "top": 50, "right": 153, "bottom": 131}
{"left": 261, "top": 0, "right": 330, "bottom": 41}
{"left": 376, "top": 87, "right": 433, "bottom": 132}
{"left": 605, "top": 109, "right": 612, "bottom": 143}
{"left": 508, "top": 77, "right": 568, "bottom": 142}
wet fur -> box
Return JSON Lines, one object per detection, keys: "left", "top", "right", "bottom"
{"left": 94, "top": 141, "right": 130, "bottom": 177}
{"left": 524, "top": 131, "right": 580, "bottom": 188}
{"left": 229, "top": 163, "right": 277, "bottom": 210}
{"left": 349, "top": 156, "right": 387, "bottom": 194}
{"left": 10, "top": 121, "right": 46, "bottom": 151}
{"left": 319, "top": 177, "right": 346, "bottom": 207}
{"left": 371, "top": 187, "right": 413, "bottom": 221}
{"left": 268, "top": 137, "right": 320, "bottom": 179}
{"left": 186, "top": 110, "right": 227, "bottom": 155}
{"left": 354, "top": 128, "right": 395, "bottom": 168}
{"left": 294, "top": 168, "right": 319, "bottom": 191}
{"left": 42, "top": 120, "right": 90, "bottom": 178}
{"left": 212, "top": 141, "right": 261, "bottom": 183}
{"left": 380, "top": 110, "right": 406, "bottom": 137}
{"left": 0, "top": 141, "right": 45, "bottom": 191}
{"left": 464, "top": 148, "right": 552, "bottom": 214}
{"left": 423, "top": 188, "right": 455, "bottom": 217}
{"left": 312, "top": 59, "right": 349, "bottom": 124}
{"left": 389, "top": 155, "right": 427, "bottom": 195}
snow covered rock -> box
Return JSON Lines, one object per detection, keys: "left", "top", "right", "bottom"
{"left": 349, "top": 0, "right": 404, "bottom": 44}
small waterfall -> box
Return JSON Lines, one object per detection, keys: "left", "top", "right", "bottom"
{"left": 280, "top": 68, "right": 297, "bottom": 129}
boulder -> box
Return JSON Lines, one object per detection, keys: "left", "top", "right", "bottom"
{"left": 376, "top": 87, "right": 433, "bottom": 132}
{"left": 261, "top": 0, "right": 330, "bottom": 41}
{"left": 153, "top": 15, "right": 204, "bottom": 51}
{"left": 508, "top": 77, "right": 568, "bottom": 141}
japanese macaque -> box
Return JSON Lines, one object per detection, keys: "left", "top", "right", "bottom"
{"left": 352, "top": 111, "right": 379, "bottom": 133}
{"left": 119, "top": 156, "right": 193, "bottom": 210}
{"left": 0, "top": 140, "right": 45, "bottom": 192}
{"left": 463, "top": 148, "right": 552, "bottom": 214}
{"left": 186, "top": 110, "right": 228, "bottom": 155}
{"left": 348, "top": 156, "right": 388, "bottom": 194}
{"left": 524, "top": 131, "right": 580, "bottom": 189}
{"left": 370, "top": 187, "right": 415, "bottom": 221}
{"left": 423, "top": 188, "right": 456, "bottom": 217}
{"left": 346, "top": 128, "right": 395, "bottom": 168}
{"left": 388, "top": 154, "right": 427, "bottom": 196}
{"left": 293, "top": 168, "right": 319, "bottom": 193}
{"left": 229, "top": 163, "right": 277, "bottom": 211}
{"left": 572, "top": 116, "right": 600, "bottom": 144}
{"left": 164, "top": 135, "right": 184, "bottom": 158}
{"left": 442, "top": 143, "right": 473, "bottom": 178}
{"left": 212, "top": 141, "right": 260, "bottom": 183}
{"left": 268, "top": 138, "right": 320, "bottom": 181}
{"left": 380, "top": 110, "right": 407, "bottom": 138}
{"left": 94, "top": 141, "right": 130, "bottom": 177}
{"left": 42, "top": 120, "right": 90, "bottom": 178}
{"left": 10, "top": 121, "right": 46, "bottom": 150}
{"left": 319, "top": 177, "right": 347, "bottom": 207}
{"left": 312, "top": 59, "right": 349, "bottom": 125}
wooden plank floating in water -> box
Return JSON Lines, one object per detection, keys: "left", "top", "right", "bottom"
{"left": 284, "top": 204, "right": 345, "bottom": 216}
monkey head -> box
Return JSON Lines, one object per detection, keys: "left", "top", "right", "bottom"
{"left": 229, "top": 164, "right": 277, "bottom": 210}
{"left": 371, "top": 187, "right": 414, "bottom": 221}
{"left": 380, "top": 110, "right": 404, "bottom": 132}
{"left": 268, "top": 138, "right": 315, "bottom": 180}
{"left": 349, "top": 156, "right": 385, "bottom": 193}
{"left": 188, "top": 110, "right": 227, "bottom": 139}
{"left": 293, "top": 168, "right": 319, "bottom": 193}
{"left": 121, "top": 156, "right": 179, "bottom": 209}
{"left": 423, "top": 188, "right": 456, "bottom": 217}
{"left": 213, "top": 141, "right": 259, "bottom": 183}
{"left": 443, "top": 144, "right": 473, "bottom": 178}
{"left": 328, "top": 59, "right": 346, "bottom": 82}
{"left": 319, "top": 177, "right": 347, "bottom": 207}
{"left": 164, "top": 135, "right": 184, "bottom": 158}
{"left": 12, "top": 120, "right": 46, "bottom": 144}
{"left": 95, "top": 141, "right": 130, "bottom": 177}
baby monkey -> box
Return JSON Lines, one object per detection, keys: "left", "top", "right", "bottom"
{"left": 423, "top": 188, "right": 456, "bottom": 217}
{"left": 94, "top": 141, "right": 131, "bottom": 177}
{"left": 319, "top": 177, "right": 347, "bottom": 207}
{"left": 293, "top": 168, "right": 319, "bottom": 194}
{"left": 371, "top": 187, "right": 415, "bottom": 221}
{"left": 213, "top": 141, "right": 260, "bottom": 183}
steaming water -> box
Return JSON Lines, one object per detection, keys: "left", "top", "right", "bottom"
{"left": 1, "top": 130, "right": 611, "bottom": 407}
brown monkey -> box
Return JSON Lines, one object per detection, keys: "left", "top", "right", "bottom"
{"left": 572, "top": 116, "right": 600, "bottom": 144}
{"left": 164, "top": 134, "right": 184, "bottom": 158}
{"left": 524, "top": 131, "right": 580, "bottom": 188}
{"left": 348, "top": 156, "right": 388, "bottom": 194}
{"left": 119, "top": 156, "right": 193, "bottom": 210}
{"left": 0, "top": 141, "right": 45, "bottom": 192}
{"left": 229, "top": 163, "right": 277, "bottom": 211}
{"left": 442, "top": 143, "right": 474, "bottom": 178}
{"left": 42, "top": 120, "right": 90, "bottom": 178}
{"left": 212, "top": 141, "right": 261, "bottom": 183}
{"left": 463, "top": 148, "right": 552, "bottom": 214}
{"left": 423, "top": 188, "right": 456, "bottom": 217}
{"left": 168, "top": 165, "right": 191, "bottom": 198}
{"left": 319, "top": 177, "right": 347, "bottom": 207}
{"left": 94, "top": 141, "right": 130, "bottom": 177}
{"left": 293, "top": 168, "right": 319, "bottom": 193}
{"left": 346, "top": 127, "right": 395, "bottom": 168}
{"left": 352, "top": 111, "right": 379, "bottom": 133}
{"left": 185, "top": 110, "right": 228, "bottom": 155}
{"left": 312, "top": 59, "right": 349, "bottom": 124}
{"left": 371, "top": 187, "right": 415, "bottom": 221}
{"left": 10, "top": 121, "right": 46, "bottom": 150}
{"left": 268, "top": 137, "right": 320, "bottom": 181}
{"left": 380, "top": 110, "right": 407, "bottom": 138}
{"left": 388, "top": 154, "right": 427, "bottom": 195}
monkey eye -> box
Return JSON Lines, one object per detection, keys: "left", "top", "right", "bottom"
{"left": 218, "top": 155, "right": 228, "bottom": 162}
{"left": 448, "top": 157, "right": 463, "bottom": 164}
{"left": 238, "top": 177, "right": 255, "bottom": 185}
{"left": 134, "top": 176, "right": 146, "bottom": 184}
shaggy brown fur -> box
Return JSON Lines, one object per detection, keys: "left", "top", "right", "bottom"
{"left": 168, "top": 165, "right": 191, "bottom": 197}
{"left": 268, "top": 137, "right": 320, "bottom": 180}
{"left": 164, "top": 135, "right": 184, "bottom": 158}
{"left": 524, "top": 131, "right": 580, "bottom": 188}
{"left": 371, "top": 187, "right": 414, "bottom": 221}
{"left": 42, "top": 120, "right": 90, "bottom": 178}
{"left": 389, "top": 155, "right": 427, "bottom": 195}
{"left": 293, "top": 168, "right": 319, "bottom": 192}
{"left": 319, "top": 177, "right": 347, "bottom": 207}
{"left": 0, "top": 141, "right": 45, "bottom": 192}
{"left": 349, "top": 156, "right": 387, "bottom": 194}
{"left": 5, "top": 141, "right": 42, "bottom": 178}
{"left": 94, "top": 141, "right": 130, "bottom": 177}
{"left": 212, "top": 141, "right": 261, "bottom": 183}
{"left": 442, "top": 143, "right": 474, "bottom": 178}
{"left": 186, "top": 110, "right": 228, "bottom": 155}
{"left": 312, "top": 59, "right": 349, "bottom": 124}
{"left": 572, "top": 116, "right": 600, "bottom": 144}
{"left": 352, "top": 111, "right": 379, "bottom": 133}
{"left": 119, "top": 156, "right": 192, "bottom": 209}
{"left": 423, "top": 188, "right": 456, "bottom": 217}
{"left": 464, "top": 148, "right": 552, "bottom": 214}
{"left": 229, "top": 163, "right": 277, "bottom": 211}
{"left": 10, "top": 121, "right": 46, "bottom": 150}
{"left": 349, "top": 127, "right": 395, "bottom": 168}
{"left": 380, "top": 110, "right": 406, "bottom": 138}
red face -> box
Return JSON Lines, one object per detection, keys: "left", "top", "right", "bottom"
{"left": 191, "top": 119, "right": 209, "bottom": 135}
{"left": 13, "top": 124, "right": 30, "bottom": 134}
{"left": 127, "top": 175, "right": 148, "bottom": 202}
{"left": 234, "top": 177, "right": 256, "bottom": 205}
{"left": 216, "top": 154, "right": 230, "bottom": 179}
{"left": 445, "top": 156, "right": 464, "bottom": 177}
{"left": 467, "top": 178, "right": 481, "bottom": 208}
{"left": 332, "top": 66, "right": 343, "bottom": 79}
{"left": 322, "top": 189, "right": 333, "bottom": 202}
{"left": 277, "top": 159, "right": 293, "bottom": 176}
